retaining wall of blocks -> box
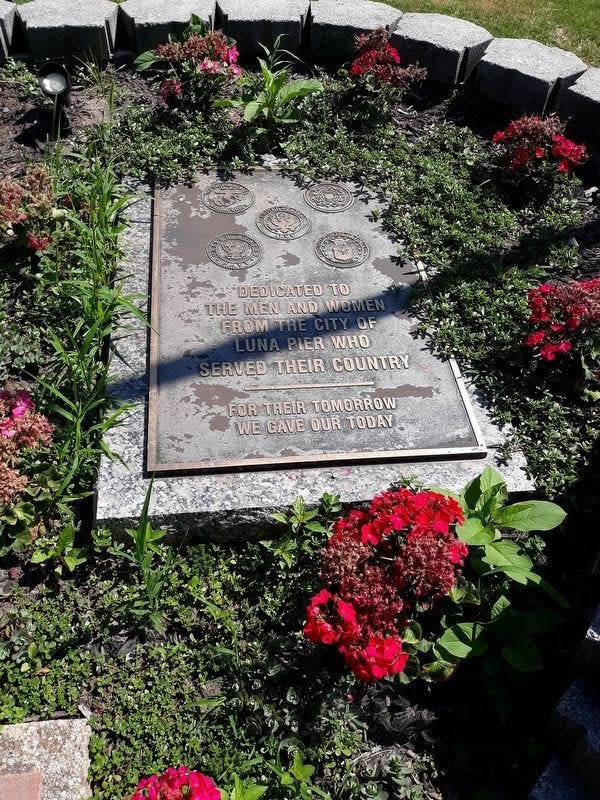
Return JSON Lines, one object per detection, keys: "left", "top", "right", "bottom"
{"left": 0, "top": 0, "right": 598, "bottom": 150}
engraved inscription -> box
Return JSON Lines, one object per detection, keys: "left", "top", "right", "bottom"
{"left": 207, "top": 233, "right": 262, "bottom": 271}
{"left": 304, "top": 183, "right": 354, "bottom": 213}
{"left": 315, "top": 232, "right": 369, "bottom": 269}
{"left": 256, "top": 206, "right": 310, "bottom": 240}
{"left": 202, "top": 182, "right": 254, "bottom": 213}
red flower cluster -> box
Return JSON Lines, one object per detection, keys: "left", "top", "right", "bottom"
{"left": 131, "top": 766, "right": 220, "bottom": 800}
{"left": 526, "top": 279, "right": 600, "bottom": 362}
{"left": 0, "top": 389, "right": 53, "bottom": 508}
{"left": 26, "top": 232, "right": 51, "bottom": 252}
{"left": 349, "top": 28, "right": 426, "bottom": 89}
{"left": 492, "top": 115, "right": 587, "bottom": 173}
{"left": 551, "top": 134, "right": 588, "bottom": 173}
{"left": 303, "top": 488, "right": 467, "bottom": 681}
{"left": 160, "top": 78, "right": 183, "bottom": 103}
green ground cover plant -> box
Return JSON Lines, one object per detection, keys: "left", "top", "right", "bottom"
{"left": 1, "top": 19, "right": 599, "bottom": 800}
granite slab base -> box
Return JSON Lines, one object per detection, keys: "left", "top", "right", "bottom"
{"left": 95, "top": 186, "right": 534, "bottom": 538}
{"left": 0, "top": 720, "right": 91, "bottom": 800}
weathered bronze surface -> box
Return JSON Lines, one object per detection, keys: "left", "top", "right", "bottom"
{"left": 256, "top": 206, "right": 310, "bottom": 240}
{"left": 315, "top": 232, "right": 369, "bottom": 268}
{"left": 304, "top": 183, "right": 354, "bottom": 213}
{"left": 147, "top": 171, "right": 486, "bottom": 474}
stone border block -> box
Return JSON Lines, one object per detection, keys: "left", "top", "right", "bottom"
{"left": 529, "top": 756, "right": 592, "bottom": 800}
{"left": 576, "top": 606, "right": 600, "bottom": 677}
{"left": 561, "top": 68, "right": 600, "bottom": 150}
{"left": 217, "top": 0, "right": 309, "bottom": 57}
{"left": 474, "top": 38, "right": 586, "bottom": 115}
{"left": 0, "top": 719, "right": 91, "bottom": 800}
{"left": 119, "top": 0, "right": 216, "bottom": 55}
{"left": 547, "top": 678, "right": 600, "bottom": 757}
{"left": 0, "top": 0, "right": 15, "bottom": 59}
{"left": 390, "top": 13, "right": 492, "bottom": 85}
{"left": 310, "top": 0, "right": 401, "bottom": 63}
{"left": 17, "top": 0, "right": 118, "bottom": 61}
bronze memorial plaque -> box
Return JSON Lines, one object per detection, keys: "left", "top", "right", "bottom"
{"left": 147, "top": 171, "right": 486, "bottom": 473}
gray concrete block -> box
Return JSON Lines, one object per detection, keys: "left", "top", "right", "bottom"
{"left": 474, "top": 38, "right": 587, "bottom": 115}
{"left": 561, "top": 68, "right": 600, "bottom": 150}
{"left": 576, "top": 606, "right": 600, "bottom": 679}
{"left": 0, "top": 719, "right": 91, "bottom": 800}
{"left": 390, "top": 13, "right": 492, "bottom": 85}
{"left": 571, "top": 731, "right": 600, "bottom": 796}
{"left": 119, "top": 0, "right": 215, "bottom": 54}
{"left": 546, "top": 677, "right": 600, "bottom": 758}
{"left": 0, "top": 1, "right": 15, "bottom": 60}
{"left": 529, "top": 756, "right": 593, "bottom": 800}
{"left": 17, "top": 0, "right": 118, "bottom": 61}
{"left": 217, "top": 0, "right": 309, "bottom": 57}
{"left": 310, "top": 0, "right": 401, "bottom": 63}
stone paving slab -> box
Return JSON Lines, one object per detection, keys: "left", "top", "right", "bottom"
{"left": 474, "top": 38, "right": 587, "bottom": 114}
{"left": 217, "top": 0, "right": 309, "bottom": 57}
{"left": 310, "top": 0, "right": 401, "bottom": 63}
{"left": 119, "top": 0, "right": 216, "bottom": 54}
{"left": 561, "top": 68, "right": 600, "bottom": 151}
{"left": 95, "top": 187, "right": 534, "bottom": 537}
{"left": 0, "top": 719, "right": 91, "bottom": 800}
{"left": 17, "top": 0, "right": 118, "bottom": 61}
{"left": 391, "top": 13, "right": 492, "bottom": 85}
{"left": 0, "top": 0, "right": 15, "bottom": 59}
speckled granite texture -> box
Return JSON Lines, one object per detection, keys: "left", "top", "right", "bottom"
{"left": 0, "top": 719, "right": 91, "bottom": 800}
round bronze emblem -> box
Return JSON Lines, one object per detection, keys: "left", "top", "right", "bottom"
{"left": 202, "top": 182, "right": 254, "bottom": 214}
{"left": 304, "top": 183, "right": 354, "bottom": 213}
{"left": 206, "top": 233, "right": 262, "bottom": 270}
{"left": 256, "top": 206, "right": 310, "bottom": 240}
{"left": 315, "top": 232, "right": 369, "bottom": 269}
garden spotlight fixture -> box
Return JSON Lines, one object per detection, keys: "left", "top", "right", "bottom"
{"left": 37, "top": 60, "right": 71, "bottom": 138}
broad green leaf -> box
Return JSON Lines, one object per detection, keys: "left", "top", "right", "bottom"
{"left": 492, "top": 607, "right": 560, "bottom": 638}
{"left": 483, "top": 539, "right": 533, "bottom": 571}
{"left": 494, "top": 500, "right": 566, "bottom": 532}
{"left": 501, "top": 634, "right": 543, "bottom": 671}
{"left": 277, "top": 78, "right": 323, "bottom": 106}
{"left": 133, "top": 50, "right": 159, "bottom": 71}
{"left": 490, "top": 594, "right": 511, "bottom": 619}
{"left": 243, "top": 101, "right": 261, "bottom": 122}
{"left": 421, "top": 656, "right": 459, "bottom": 682}
{"left": 503, "top": 568, "right": 570, "bottom": 610}
{"left": 479, "top": 466, "right": 507, "bottom": 495}
{"left": 402, "top": 621, "right": 422, "bottom": 645}
{"left": 456, "top": 517, "right": 496, "bottom": 545}
{"left": 436, "top": 622, "right": 488, "bottom": 659}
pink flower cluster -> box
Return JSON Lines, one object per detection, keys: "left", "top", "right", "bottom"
{"left": 303, "top": 488, "right": 467, "bottom": 681}
{"left": 131, "top": 766, "right": 220, "bottom": 800}
{"left": 0, "top": 389, "right": 53, "bottom": 508}
{"left": 492, "top": 115, "right": 587, "bottom": 173}
{"left": 156, "top": 31, "right": 241, "bottom": 103}
{"left": 526, "top": 279, "right": 600, "bottom": 362}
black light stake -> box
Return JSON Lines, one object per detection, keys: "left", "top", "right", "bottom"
{"left": 37, "top": 61, "right": 71, "bottom": 139}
